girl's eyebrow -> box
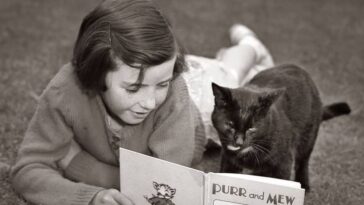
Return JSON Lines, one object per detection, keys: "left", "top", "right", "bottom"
{"left": 123, "top": 77, "right": 173, "bottom": 87}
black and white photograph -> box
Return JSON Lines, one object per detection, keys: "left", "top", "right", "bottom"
{"left": 0, "top": 0, "right": 363, "bottom": 204}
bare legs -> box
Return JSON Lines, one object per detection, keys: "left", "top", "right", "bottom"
{"left": 217, "top": 44, "right": 257, "bottom": 85}
{"left": 215, "top": 24, "right": 274, "bottom": 86}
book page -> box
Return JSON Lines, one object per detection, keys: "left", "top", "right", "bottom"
{"left": 119, "top": 148, "right": 205, "bottom": 205}
{"left": 218, "top": 173, "right": 301, "bottom": 188}
{"left": 205, "top": 173, "right": 305, "bottom": 205}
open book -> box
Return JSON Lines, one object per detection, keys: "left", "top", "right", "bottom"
{"left": 119, "top": 148, "right": 305, "bottom": 205}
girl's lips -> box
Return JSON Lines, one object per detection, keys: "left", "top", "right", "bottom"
{"left": 132, "top": 111, "right": 149, "bottom": 118}
{"left": 135, "top": 111, "right": 147, "bottom": 114}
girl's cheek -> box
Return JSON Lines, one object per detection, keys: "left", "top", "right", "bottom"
{"left": 113, "top": 88, "right": 138, "bottom": 106}
{"left": 155, "top": 87, "right": 169, "bottom": 105}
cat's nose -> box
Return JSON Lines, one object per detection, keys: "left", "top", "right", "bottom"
{"left": 228, "top": 128, "right": 236, "bottom": 135}
{"left": 235, "top": 134, "right": 244, "bottom": 146}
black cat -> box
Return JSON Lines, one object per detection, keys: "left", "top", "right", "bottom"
{"left": 211, "top": 64, "right": 350, "bottom": 190}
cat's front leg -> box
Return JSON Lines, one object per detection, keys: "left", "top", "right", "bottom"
{"left": 271, "top": 157, "right": 293, "bottom": 180}
{"left": 220, "top": 152, "right": 242, "bottom": 173}
{"left": 295, "top": 155, "right": 311, "bottom": 191}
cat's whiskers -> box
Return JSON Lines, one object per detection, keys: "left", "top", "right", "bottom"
{"left": 252, "top": 140, "right": 272, "bottom": 153}
{"left": 250, "top": 147, "right": 261, "bottom": 166}
{"left": 252, "top": 143, "right": 274, "bottom": 163}
{"left": 251, "top": 139, "right": 270, "bottom": 146}
{"left": 251, "top": 144, "right": 266, "bottom": 166}
{"left": 253, "top": 143, "right": 270, "bottom": 155}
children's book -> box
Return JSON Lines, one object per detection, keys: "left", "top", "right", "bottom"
{"left": 119, "top": 148, "right": 305, "bottom": 205}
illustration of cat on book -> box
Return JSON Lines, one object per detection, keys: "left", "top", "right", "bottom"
{"left": 144, "top": 181, "right": 177, "bottom": 205}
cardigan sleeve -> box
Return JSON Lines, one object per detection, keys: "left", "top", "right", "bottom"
{"left": 10, "top": 85, "right": 103, "bottom": 205}
{"left": 64, "top": 149, "right": 120, "bottom": 189}
{"left": 148, "top": 76, "right": 206, "bottom": 167}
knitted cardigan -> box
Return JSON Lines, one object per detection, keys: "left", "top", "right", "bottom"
{"left": 10, "top": 63, "right": 206, "bottom": 205}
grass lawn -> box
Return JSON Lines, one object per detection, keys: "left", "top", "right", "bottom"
{"left": 0, "top": 0, "right": 363, "bottom": 204}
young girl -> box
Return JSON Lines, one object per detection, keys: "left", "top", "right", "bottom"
{"left": 10, "top": 0, "right": 273, "bottom": 205}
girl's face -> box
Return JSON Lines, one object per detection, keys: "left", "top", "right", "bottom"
{"left": 102, "top": 56, "right": 176, "bottom": 125}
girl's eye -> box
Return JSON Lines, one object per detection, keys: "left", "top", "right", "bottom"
{"left": 125, "top": 86, "right": 139, "bottom": 94}
{"left": 126, "top": 89, "right": 138, "bottom": 94}
{"left": 158, "top": 81, "right": 170, "bottom": 88}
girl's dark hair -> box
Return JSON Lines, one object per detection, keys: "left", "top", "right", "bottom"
{"left": 72, "top": 0, "right": 186, "bottom": 93}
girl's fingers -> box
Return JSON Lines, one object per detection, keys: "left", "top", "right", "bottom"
{"left": 110, "top": 190, "right": 134, "bottom": 205}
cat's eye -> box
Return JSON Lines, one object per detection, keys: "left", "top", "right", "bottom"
{"left": 216, "top": 99, "right": 227, "bottom": 107}
{"left": 239, "top": 109, "right": 244, "bottom": 116}
{"left": 246, "top": 127, "right": 257, "bottom": 136}
{"left": 225, "top": 121, "right": 234, "bottom": 127}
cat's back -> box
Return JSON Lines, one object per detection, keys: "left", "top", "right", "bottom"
{"left": 248, "top": 64, "right": 322, "bottom": 131}
{"left": 248, "top": 64, "right": 314, "bottom": 89}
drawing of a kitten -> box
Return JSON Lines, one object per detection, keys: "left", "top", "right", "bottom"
{"left": 211, "top": 64, "right": 351, "bottom": 190}
{"left": 144, "top": 181, "right": 176, "bottom": 205}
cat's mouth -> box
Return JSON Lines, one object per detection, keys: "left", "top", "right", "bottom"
{"left": 226, "top": 144, "right": 253, "bottom": 154}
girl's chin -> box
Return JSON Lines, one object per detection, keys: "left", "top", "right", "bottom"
{"left": 119, "top": 112, "right": 149, "bottom": 124}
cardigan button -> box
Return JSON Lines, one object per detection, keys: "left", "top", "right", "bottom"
{"left": 112, "top": 135, "right": 121, "bottom": 142}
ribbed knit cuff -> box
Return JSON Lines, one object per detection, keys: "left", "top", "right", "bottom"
{"left": 71, "top": 185, "right": 104, "bottom": 205}
{"left": 65, "top": 151, "right": 97, "bottom": 182}
{"left": 65, "top": 150, "right": 120, "bottom": 189}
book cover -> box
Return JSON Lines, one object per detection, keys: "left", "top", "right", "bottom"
{"left": 205, "top": 173, "right": 304, "bottom": 205}
{"left": 119, "top": 148, "right": 305, "bottom": 205}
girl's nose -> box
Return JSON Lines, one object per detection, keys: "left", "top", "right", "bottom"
{"left": 140, "top": 88, "right": 156, "bottom": 110}
{"left": 141, "top": 97, "right": 156, "bottom": 110}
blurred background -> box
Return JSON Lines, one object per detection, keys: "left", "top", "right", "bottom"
{"left": 0, "top": 0, "right": 363, "bottom": 204}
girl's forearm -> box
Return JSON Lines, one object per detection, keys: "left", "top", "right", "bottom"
{"left": 64, "top": 150, "right": 120, "bottom": 189}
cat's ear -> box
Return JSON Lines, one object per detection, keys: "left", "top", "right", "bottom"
{"left": 212, "top": 83, "right": 231, "bottom": 107}
{"left": 257, "top": 88, "right": 285, "bottom": 113}
{"left": 170, "top": 188, "right": 176, "bottom": 196}
{"left": 153, "top": 181, "right": 159, "bottom": 189}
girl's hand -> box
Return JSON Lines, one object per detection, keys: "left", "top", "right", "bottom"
{"left": 90, "top": 189, "right": 134, "bottom": 205}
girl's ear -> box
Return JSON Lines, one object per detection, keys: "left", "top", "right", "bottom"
{"left": 257, "top": 87, "right": 285, "bottom": 114}
{"left": 212, "top": 83, "right": 232, "bottom": 107}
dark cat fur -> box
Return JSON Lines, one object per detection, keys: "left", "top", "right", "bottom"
{"left": 211, "top": 64, "right": 351, "bottom": 190}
